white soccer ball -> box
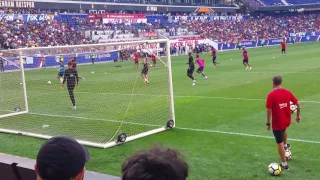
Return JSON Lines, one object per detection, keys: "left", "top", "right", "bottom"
{"left": 47, "top": 81, "right": 52, "bottom": 85}
{"left": 290, "top": 101, "right": 297, "bottom": 113}
{"left": 285, "top": 149, "right": 292, "bottom": 160}
{"left": 268, "top": 163, "right": 281, "bottom": 176}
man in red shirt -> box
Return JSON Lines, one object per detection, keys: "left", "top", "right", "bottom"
{"left": 242, "top": 47, "right": 251, "bottom": 70}
{"left": 151, "top": 53, "right": 157, "bottom": 68}
{"left": 134, "top": 52, "right": 139, "bottom": 69}
{"left": 266, "top": 75, "right": 301, "bottom": 170}
{"left": 281, "top": 40, "right": 286, "bottom": 55}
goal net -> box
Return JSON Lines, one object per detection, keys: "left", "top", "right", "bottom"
{"left": 0, "top": 39, "right": 175, "bottom": 148}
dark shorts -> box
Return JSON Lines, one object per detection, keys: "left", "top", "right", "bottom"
{"left": 141, "top": 68, "right": 148, "bottom": 74}
{"left": 58, "top": 72, "right": 64, "bottom": 77}
{"left": 197, "top": 67, "right": 204, "bottom": 72}
{"left": 152, "top": 60, "right": 156, "bottom": 64}
{"left": 243, "top": 59, "right": 248, "bottom": 63}
{"left": 135, "top": 61, "right": 138, "bottom": 64}
{"left": 212, "top": 57, "right": 216, "bottom": 63}
{"left": 67, "top": 85, "right": 75, "bottom": 91}
{"left": 187, "top": 68, "right": 194, "bottom": 74}
{"left": 273, "top": 129, "right": 286, "bottom": 144}
{"left": 282, "top": 48, "right": 286, "bottom": 52}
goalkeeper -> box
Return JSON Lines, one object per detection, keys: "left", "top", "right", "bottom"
{"left": 62, "top": 61, "right": 79, "bottom": 110}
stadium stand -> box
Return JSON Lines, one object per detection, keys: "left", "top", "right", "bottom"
{"left": 286, "top": 0, "right": 320, "bottom": 4}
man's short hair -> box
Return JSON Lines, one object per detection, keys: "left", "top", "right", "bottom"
{"left": 36, "top": 136, "right": 90, "bottom": 180}
{"left": 121, "top": 147, "right": 188, "bottom": 180}
{"left": 188, "top": 52, "right": 192, "bottom": 56}
{"left": 273, "top": 75, "right": 282, "bottom": 86}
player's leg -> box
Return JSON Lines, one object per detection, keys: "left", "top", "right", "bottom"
{"left": 153, "top": 60, "right": 156, "bottom": 68}
{"left": 67, "top": 85, "right": 76, "bottom": 109}
{"left": 200, "top": 67, "right": 208, "bottom": 79}
{"left": 283, "top": 130, "right": 290, "bottom": 150}
{"left": 273, "top": 129, "right": 288, "bottom": 169}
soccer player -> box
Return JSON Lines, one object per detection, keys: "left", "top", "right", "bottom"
{"left": 134, "top": 52, "right": 139, "bottom": 69}
{"left": 141, "top": 54, "right": 149, "bottom": 84}
{"left": 57, "top": 61, "right": 65, "bottom": 84}
{"left": 266, "top": 75, "right": 301, "bottom": 170}
{"left": 281, "top": 40, "right": 286, "bottom": 55}
{"left": 195, "top": 54, "right": 208, "bottom": 79}
{"left": 242, "top": 47, "right": 252, "bottom": 70}
{"left": 211, "top": 47, "right": 220, "bottom": 68}
{"left": 0, "top": 57, "right": 4, "bottom": 73}
{"left": 62, "top": 61, "right": 79, "bottom": 110}
{"left": 71, "top": 58, "right": 85, "bottom": 81}
{"left": 186, "top": 52, "right": 196, "bottom": 86}
{"left": 151, "top": 53, "right": 157, "bottom": 68}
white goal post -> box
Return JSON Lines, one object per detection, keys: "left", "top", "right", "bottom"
{"left": 0, "top": 38, "right": 175, "bottom": 148}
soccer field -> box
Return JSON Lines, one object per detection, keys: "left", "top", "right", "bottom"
{"left": 1, "top": 42, "right": 320, "bottom": 179}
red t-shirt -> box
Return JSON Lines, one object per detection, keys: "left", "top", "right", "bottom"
{"left": 134, "top": 53, "right": 139, "bottom": 61}
{"left": 281, "top": 42, "right": 286, "bottom": 49}
{"left": 212, "top": 50, "right": 216, "bottom": 57}
{"left": 266, "top": 88, "right": 298, "bottom": 130}
{"left": 151, "top": 54, "right": 156, "bottom": 61}
{"left": 242, "top": 50, "right": 248, "bottom": 59}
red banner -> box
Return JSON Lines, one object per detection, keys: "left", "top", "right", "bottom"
{"left": 88, "top": 14, "right": 146, "bottom": 19}
{"left": 140, "top": 32, "right": 158, "bottom": 37}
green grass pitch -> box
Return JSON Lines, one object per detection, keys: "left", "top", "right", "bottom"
{"left": 1, "top": 42, "right": 320, "bottom": 179}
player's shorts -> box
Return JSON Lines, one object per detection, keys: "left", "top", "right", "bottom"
{"left": 273, "top": 128, "right": 286, "bottom": 144}
{"left": 141, "top": 68, "right": 148, "bottom": 74}
{"left": 282, "top": 48, "right": 286, "bottom": 52}
{"left": 212, "top": 57, "right": 217, "bottom": 63}
{"left": 243, "top": 59, "right": 249, "bottom": 63}
{"left": 67, "top": 84, "right": 75, "bottom": 91}
{"left": 197, "top": 67, "right": 204, "bottom": 72}
{"left": 152, "top": 60, "right": 156, "bottom": 64}
{"left": 58, "top": 72, "right": 64, "bottom": 77}
{"left": 187, "top": 68, "right": 194, "bottom": 75}
{"left": 135, "top": 60, "right": 138, "bottom": 64}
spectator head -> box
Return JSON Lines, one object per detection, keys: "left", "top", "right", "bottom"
{"left": 121, "top": 147, "right": 188, "bottom": 180}
{"left": 35, "top": 136, "right": 90, "bottom": 180}
{"left": 272, "top": 75, "right": 282, "bottom": 88}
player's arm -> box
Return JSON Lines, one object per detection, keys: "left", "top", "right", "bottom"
{"left": 75, "top": 70, "right": 79, "bottom": 85}
{"left": 291, "top": 94, "right": 301, "bottom": 122}
{"left": 266, "top": 94, "right": 272, "bottom": 129}
{"left": 62, "top": 70, "right": 67, "bottom": 85}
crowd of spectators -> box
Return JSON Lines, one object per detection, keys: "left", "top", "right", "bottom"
{"left": 1, "top": 7, "right": 320, "bottom": 49}
{"left": 184, "top": 13, "right": 320, "bottom": 43}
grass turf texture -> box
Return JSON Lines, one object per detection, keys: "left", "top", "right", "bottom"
{"left": 1, "top": 42, "right": 320, "bottom": 179}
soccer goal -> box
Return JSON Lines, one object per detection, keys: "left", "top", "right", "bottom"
{"left": 0, "top": 38, "right": 175, "bottom": 148}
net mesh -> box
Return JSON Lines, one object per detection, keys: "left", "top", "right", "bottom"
{"left": 0, "top": 39, "right": 172, "bottom": 147}
{"left": 0, "top": 56, "right": 26, "bottom": 117}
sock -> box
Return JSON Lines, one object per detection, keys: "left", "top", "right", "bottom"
{"left": 144, "top": 78, "right": 147, "bottom": 81}
{"left": 281, "top": 162, "right": 287, "bottom": 166}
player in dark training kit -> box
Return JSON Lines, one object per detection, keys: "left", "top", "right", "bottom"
{"left": 211, "top": 47, "right": 220, "bottom": 68}
{"left": 62, "top": 61, "right": 79, "bottom": 110}
{"left": 186, "top": 52, "right": 196, "bottom": 86}
{"left": 0, "top": 57, "right": 4, "bottom": 73}
{"left": 141, "top": 54, "right": 149, "bottom": 84}
{"left": 70, "top": 57, "right": 85, "bottom": 81}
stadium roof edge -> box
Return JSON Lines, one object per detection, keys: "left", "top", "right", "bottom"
{"left": 10, "top": 0, "right": 239, "bottom": 9}
{"left": 259, "top": 3, "right": 320, "bottom": 11}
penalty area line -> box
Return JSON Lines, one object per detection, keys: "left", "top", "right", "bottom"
{"left": 176, "top": 127, "right": 320, "bottom": 144}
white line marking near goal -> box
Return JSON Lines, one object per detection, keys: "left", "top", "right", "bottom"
{"left": 176, "top": 127, "right": 320, "bottom": 144}
{"left": 28, "top": 112, "right": 162, "bottom": 128}
{"left": 174, "top": 95, "right": 320, "bottom": 104}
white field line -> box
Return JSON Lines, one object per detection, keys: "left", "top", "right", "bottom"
{"left": 26, "top": 90, "right": 320, "bottom": 104}
{"left": 176, "top": 127, "right": 320, "bottom": 144}
{"left": 1, "top": 110, "right": 319, "bottom": 144}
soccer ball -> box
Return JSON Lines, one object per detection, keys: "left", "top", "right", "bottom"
{"left": 285, "top": 149, "right": 292, "bottom": 160}
{"left": 47, "top": 81, "right": 52, "bottom": 85}
{"left": 268, "top": 163, "right": 281, "bottom": 176}
{"left": 290, "top": 101, "right": 297, "bottom": 113}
